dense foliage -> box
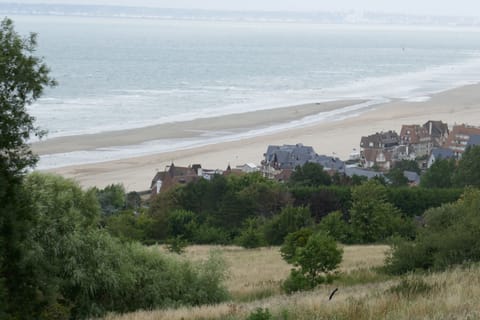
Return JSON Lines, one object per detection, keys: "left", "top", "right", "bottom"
{"left": 22, "top": 173, "right": 229, "bottom": 319}
{"left": 386, "top": 189, "right": 480, "bottom": 274}
{"left": 0, "top": 17, "right": 56, "bottom": 318}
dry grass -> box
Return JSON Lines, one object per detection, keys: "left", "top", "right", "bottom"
{"left": 153, "top": 244, "right": 388, "bottom": 302}
{"left": 104, "top": 263, "right": 480, "bottom": 320}
{"left": 103, "top": 244, "right": 394, "bottom": 320}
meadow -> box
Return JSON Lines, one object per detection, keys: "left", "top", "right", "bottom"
{"left": 101, "top": 244, "right": 480, "bottom": 320}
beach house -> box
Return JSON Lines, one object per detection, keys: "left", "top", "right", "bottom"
{"left": 360, "top": 131, "right": 399, "bottom": 170}
{"left": 445, "top": 124, "right": 480, "bottom": 157}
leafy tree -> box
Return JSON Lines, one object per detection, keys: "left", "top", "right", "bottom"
{"left": 126, "top": 191, "right": 142, "bottom": 210}
{"left": 420, "top": 158, "right": 456, "bottom": 188}
{"left": 236, "top": 218, "right": 266, "bottom": 248}
{"left": 453, "top": 145, "right": 480, "bottom": 187}
{"left": 167, "top": 209, "right": 198, "bottom": 240}
{"left": 296, "top": 232, "right": 343, "bottom": 286}
{"left": 349, "top": 180, "right": 412, "bottom": 243}
{"left": 393, "top": 160, "right": 421, "bottom": 175}
{"left": 280, "top": 227, "right": 313, "bottom": 263}
{"left": 282, "top": 231, "right": 343, "bottom": 292}
{"left": 95, "top": 183, "right": 126, "bottom": 215}
{"left": 263, "top": 206, "right": 313, "bottom": 245}
{"left": 290, "top": 162, "right": 332, "bottom": 187}
{"left": 0, "top": 17, "right": 55, "bottom": 318}
{"left": 318, "top": 211, "right": 351, "bottom": 243}
{"left": 385, "top": 168, "right": 409, "bottom": 187}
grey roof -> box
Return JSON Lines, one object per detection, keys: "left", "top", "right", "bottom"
{"left": 264, "top": 144, "right": 345, "bottom": 171}
{"left": 345, "top": 167, "right": 385, "bottom": 179}
{"left": 361, "top": 131, "right": 399, "bottom": 149}
{"left": 431, "top": 148, "right": 455, "bottom": 160}
{"left": 403, "top": 171, "right": 420, "bottom": 184}
{"left": 315, "top": 155, "right": 345, "bottom": 171}
{"left": 467, "top": 135, "right": 480, "bottom": 147}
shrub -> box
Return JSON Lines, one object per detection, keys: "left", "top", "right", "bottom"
{"left": 236, "top": 218, "right": 266, "bottom": 249}
{"left": 386, "top": 189, "right": 480, "bottom": 274}
{"left": 165, "top": 236, "right": 188, "bottom": 254}
{"left": 282, "top": 269, "right": 314, "bottom": 294}
{"left": 318, "top": 211, "right": 351, "bottom": 243}
{"left": 282, "top": 231, "right": 342, "bottom": 292}
{"left": 247, "top": 308, "right": 273, "bottom": 320}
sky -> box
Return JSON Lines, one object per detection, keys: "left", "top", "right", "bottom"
{"left": 3, "top": 0, "right": 480, "bottom": 17}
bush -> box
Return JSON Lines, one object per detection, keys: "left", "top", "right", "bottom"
{"left": 21, "top": 173, "right": 229, "bottom": 319}
{"left": 318, "top": 211, "right": 351, "bottom": 243}
{"left": 282, "top": 269, "right": 314, "bottom": 294}
{"left": 192, "top": 224, "right": 229, "bottom": 244}
{"left": 247, "top": 308, "right": 273, "bottom": 320}
{"left": 236, "top": 218, "right": 266, "bottom": 248}
{"left": 282, "top": 231, "right": 342, "bottom": 292}
{"left": 386, "top": 189, "right": 480, "bottom": 274}
{"left": 165, "top": 236, "right": 188, "bottom": 254}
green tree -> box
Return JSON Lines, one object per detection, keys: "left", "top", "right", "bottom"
{"left": 349, "top": 180, "right": 411, "bottom": 243}
{"left": 420, "top": 158, "right": 456, "bottom": 188}
{"left": 453, "top": 145, "right": 480, "bottom": 187}
{"left": 385, "top": 168, "right": 409, "bottom": 187}
{"left": 95, "top": 184, "right": 126, "bottom": 215}
{"left": 263, "top": 206, "right": 313, "bottom": 245}
{"left": 0, "top": 17, "right": 55, "bottom": 318}
{"left": 296, "top": 232, "right": 343, "bottom": 287}
{"left": 282, "top": 231, "right": 343, "bottom": 292}
{"left": 290, "top": 162, "right": 332, "bottom": 187}
{"left": 393, "top": 160, "right": 421, "bottom": 174}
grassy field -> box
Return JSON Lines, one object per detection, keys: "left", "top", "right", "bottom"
{"left": 103, "top": 245, "right": 480, "bottom": 320}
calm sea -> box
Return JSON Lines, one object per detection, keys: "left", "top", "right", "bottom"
{"left": 9, "top": 15, "right": 480, "bottom": 167}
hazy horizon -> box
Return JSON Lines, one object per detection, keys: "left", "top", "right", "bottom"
{"left": 2, "top": 0, "right": 480, "bottom": 17}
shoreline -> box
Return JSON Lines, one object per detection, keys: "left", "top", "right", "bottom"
{"left": 38, "top": 83, "right": 480, "bottom": 191}
{"left": 32, "top": 99, "right": 366, "bottom": 155}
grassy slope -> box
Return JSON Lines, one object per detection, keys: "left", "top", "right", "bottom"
{"left": 103, "top": 245, "right": 480, "bottom": 320}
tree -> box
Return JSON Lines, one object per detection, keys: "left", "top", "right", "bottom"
{"left": 0, "top": 18, "right": 55, "bottom": 318}
{"left": 349, "top": 180, "right": 412, "bottom": 243}
{"left": 290, "top": 162, "right": 332, "bottom": 187}
{"left": 385, "top": 168, "right": 409, "bottom": 187}
{"left": 282, "top": 231, "right": 343, "bottom": 292}
{"left": 453, "top": 145, "right": 480, "bottom": 187}
{"left": 95, "top": 184, "right": 126, "bottom": 215}
{"left": 263, "top": 206, "right": 313, "bottom": 245}
{"left": 420, "top": 158, "right": 455, "bottom": 188}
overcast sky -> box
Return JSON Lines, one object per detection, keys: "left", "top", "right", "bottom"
{"left": 4, "top": 0, "right": 480, "bottom": 17}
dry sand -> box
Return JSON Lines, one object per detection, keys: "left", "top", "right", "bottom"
{"left": 35, "top": 83, "right": 480, "bottom": 191}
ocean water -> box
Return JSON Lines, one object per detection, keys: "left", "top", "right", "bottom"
{"left": 9, "top": 15, "right": 480, "bottom": 167}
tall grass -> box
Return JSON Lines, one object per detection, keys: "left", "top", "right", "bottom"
{"left": 104, "top": 264, "right": 480, "bottom": 320}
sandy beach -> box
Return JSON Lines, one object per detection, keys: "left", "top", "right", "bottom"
{"left": 34, "top": 83, "right": 480, "bottom": 191}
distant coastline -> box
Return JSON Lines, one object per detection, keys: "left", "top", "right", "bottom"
{"left": 2, "top": 3, "right": 480, "bottom": 27}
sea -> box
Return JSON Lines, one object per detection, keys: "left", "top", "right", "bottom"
{"left": 9, "top": 15, "right": 480, "bottom": 168}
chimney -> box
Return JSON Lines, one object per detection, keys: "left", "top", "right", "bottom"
{"left": 156, "top": 180, "right": 162, "bottom": 194}
{"left": 429, "top": 121, "right": 433, "bottom": 135}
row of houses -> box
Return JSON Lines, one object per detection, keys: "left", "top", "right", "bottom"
{"left": 360, "top": 122, "right": 480, "bottom": 170}
{"left": 149, "top": 122, "right": 480, "bottom": 196}
{"left": 150, "top": 162, "right": 260, "bottom": 196}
